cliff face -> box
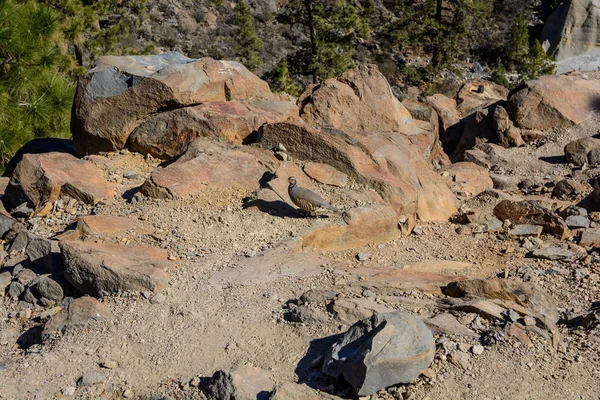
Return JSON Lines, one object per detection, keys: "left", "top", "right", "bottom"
{"left": 542, "top": 0, "right": 600, "bottom": 61}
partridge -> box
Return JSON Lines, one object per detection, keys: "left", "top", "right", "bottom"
{"left": 288, "top": 176, "right": 339, "bottom": 217}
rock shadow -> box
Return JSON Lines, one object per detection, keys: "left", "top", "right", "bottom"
{"left": 3, "top": 139, "right": 75, "bottom": 177}
{"left": 539, "top": 155, "right": 565, "bottom": 165}
{"left": 16, "top": 325, "right": 43, "bottom": 350}
{"left": 294, "top": 333, "right": 344, "bottom": 391}
{"left": 242, "top": 196, "right": 303, "bottom": 218}
{"left": 122, "top": 186, "right": 141, "bottom": 202}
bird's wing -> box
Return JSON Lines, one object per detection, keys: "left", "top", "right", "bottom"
{"left": 294, "top": 187, "right": 331, "bottom": 208}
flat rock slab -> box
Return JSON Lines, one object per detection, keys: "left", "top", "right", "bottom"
{"left": 509, "top": 224, "right": 543, "bottom": 237}
{"left": 302, "top": 205, "right": 400, "bottom": 252}
{"left": 210, "top": 239, "right": 336, "bottom": 288}
{"left": 5, "top": 153, "right": 116, "bottom": 212}
{"left": 61, "top": 241, "right": 170, "bottom": 297}
{"left": 141, "top": 138, "right": 277, "bottom": 199}
{"left": 303, "top": 162, "right": 349, "bottom": 187}
{"left": 580, "top": 229, "right": 600, "bottom": 248}
{"left": 77, "top": 215, "right": 134, "bottom": 236}
{"left": 322, "top": 311, "right": 435, "bottom": 396}
{"left": 425, "top": 313, "right": 479, "bottom": 337}
{"left": 42, "top": 297, "right": 111, "bottom": 340}
{"left": 332, "top": 298, "right": 396, "bottom": 325}
{"left": 565, "top": 215, "right": 590, "bottom": 229}
{"left": 494, "top": 200, "right": 570, "bottom": 239}
{"left": 530, "top": 247, "right": 575, "bottom": 261}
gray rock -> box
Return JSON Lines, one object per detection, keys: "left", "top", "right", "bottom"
{"left": 289, "top": 305, "right": 330, "bottom": 325}
{"left": 15, "top": 268, "right": 37, "bottom": 285}
{"left": 523, "top": 315, "right": 537, "bottom": 326}
{"left": 63, "top": 386, "right": 76, "bottom": 396}
{"left": 21, "top": 288, "right": 37, "bottom": 304}
{"left": 0, "top": 213, "right": 17, "bottom": 238}
{"left": 35, "top": 277, "right": 64, "bottom": 302}
{"left": 77, "top": 372, "right": 107, "bottom": 387}
{"left": 7, "top": 281, "right": 24, "bottom": 299}
{"left": 150, "top": 293, "right": 166, "bottom": 304}
{"left": 205, "top": 365, "right": 274, "bottom": 400}
{"left": 123, "top": 171, "right": 139, "bottom": 179}
{"left": 300, "top": 288, "right": 338, "bottom": 304}
{"left": 362, "top": 289, "right": 375, "bottom": 297}
{"left": 565, "top": 215, "right": 590, "bottom": 229}
{"left": 471, "top": 344, "right": 484, "bottom": 355}
{"left": 505, "top": 309, "right": 520, "bottom": 322}
{"left": 26, "top": 235, "right": 62, "bottom": 272}
{"left": 11, "top": 203, "right": 33, "bottom": 219}
{"left": 0, "top": 271, "right": 11, "bottom": 295}
{"left": 530, "top": 247, "right": 575, "bottom": 260}
{"left": 322, "top": 311, "right": 435, "bottom": 396}
{"left": 10, "top": 231, "right": 29, "bottom": 253}
{"left": 448, "top": 351, "right": 471, "bottom": 369}
{"left": 425, "top": 313, "right": 479, "bottom": 337}
{"left": 356, "top": 252, "right": 370, "bottom": 261}
{"left": 508, "top": 224, "right": 543, "bottom": 237}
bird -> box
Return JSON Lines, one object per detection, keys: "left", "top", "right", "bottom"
{"left": 287, "top": 176, "right": 339, "bottom": 217}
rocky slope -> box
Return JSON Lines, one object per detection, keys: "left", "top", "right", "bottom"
{"left": 0, "top": 55, "right": 598, "bottom": 400}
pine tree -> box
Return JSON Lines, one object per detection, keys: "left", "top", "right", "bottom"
{"left": 521, "top": 39, "right": 556, "bottom": 81}
{"left": 269, "top": 58, "right": 300, "bottom": 96}
{"left": 278, "top": 0, "right": 370, "bottom": 83}
{"left": 507, "top": 14, "right": 530, "bottom": 66}
{"left": 0, "top": 0, "right": 74, "bottom": 167}
{"left": 491, "top": 57, "right": 510, "bottom": 88}
{"left": 233, "top": 0, "right": 263, "bottom": 72}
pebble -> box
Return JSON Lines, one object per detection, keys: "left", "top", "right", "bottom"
{"left": 412, "top": 226, "right": 423, "bottom": 235}
{"left": 77, "top": 372, "right": 107, "bottom": 387}
{"left": 458, "top": 342, "right": 470, "bottom": 352}
{"left": 123, "top": 171, "right": 140, "bottom": 179}
{"left": 472, "top": 345, "right": 484, "bottom": 355}
{"left": 244, "top": 249, "right": 257, "bottom": 258}
{"left": 356, "top": 252, "right": 370, "bottom": 261}
{"left": 63, "top": 386, "right": 76, "bottom": 396}
{"left": 150, "top": 293, "right": 166, "bottom": 304}
{"left": 505, "top": 309, "right": 520, "bottom": 323}
{"left": 7, "top": 282, "right": 24, "bottom": 299}
{"left": 123, "top": 389, "right": 134, "bottom": 398}
{"left": 523, "top": 315, "right": 536, "bottom": 326}
{"left": 362, "top": 289, "right": 375, "bottom": 297}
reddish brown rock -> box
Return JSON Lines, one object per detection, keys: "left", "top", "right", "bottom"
{"left": 493, "top": 105, "right": 524, "bottom": 148}
{"left": 507, "top": 74, "right": 600, "bottom": 130}
{"left": 302, "top": 205, "right": 400, "bottom": 252}
{"left": 77, "top": 215, "right": 134, "bottom": 236}
{"left": 299, "top": 64, "right": 417, "bottom": 135}
{"left": 456, "top": 79, "right": 509, "bottom": 115}
{"left": 303, "top": 162, "right": 349, "bottom": 187}
{"left": 141, "top": 138, "right": 278, "bottom": 199}
{"left": 129, "top": 100, "right": 298, "bottom": 160}
{"left": 442, "top": 162, "right": 493, "bottom": 196}
{"left": 5, "top": 153, "right": 116, "bottom": 212}
{"left": 426, "top": 94, "right": 461, "bottom": 133}
{"left": 72, "top": 54, "right": 283, "bottom": 156}
{"left": 61, "top": 241, "right": 170, "bottom": 297}
{"left": 493, "top": 200, "right": 570, "bottom": 239}
{"left": 42, "top": 297, "right": 112, "bottom": 340}
{"left": 259, "top": 122, "right": 457, "bottom": 221}
{"left": 580, "top": 229, "right": 600, "bottom": 248}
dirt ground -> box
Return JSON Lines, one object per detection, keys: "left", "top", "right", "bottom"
{"left": 0, "top": 118, "right": 599, "bottom": 400}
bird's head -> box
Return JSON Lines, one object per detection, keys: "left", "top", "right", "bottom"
{"left": 287, "top": 176, "right": 297, "bottom": 187}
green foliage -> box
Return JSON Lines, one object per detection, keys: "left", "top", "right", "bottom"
{"left": 212, "top": 0, "right": 223, "bottom": 6}
{"left": 520, "top": 39, "right": 556, "bottom": 81}
{"left": 278, "top": 0, "right": 370, "bottom": 83}
{"left": 507, "top": 14, "right": 530, "bottom": 66}
{"left": 491, "top": 57, "right": 510, "bottom": 88}
{"left": 264, "top": 58, "right": 301, "bottom": 96}
{"left": 0, "top": 0, "right": 74, "bottom": 163}
{"left": 234, "top": 0, "right": 263, "bottom": 72}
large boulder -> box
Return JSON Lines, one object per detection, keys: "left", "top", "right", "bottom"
{"left": 141, "top": 138, "right": 278, "bottom": 199}
{"left": 129, "top": 100, "right": 298, "bottom": 160}
{"left": 5, "top": 153, "right": 116, "bottom": 212}
{"left": 61, "top": 241, "right": 170, "bottom": 297}
{"left": 564, "top": 136, "right": 600, "bottom": 166}
{"left": 71, "top": 52, "right": 292, "bottom": 156}
{"left": 506, "top": 74, "right": 600, "bottom": 130}
{"left": 322, "top": 311, "right": 435, "bottom": 396}
{"left": 258, "top": 122, "right": 458, "bottom": 221}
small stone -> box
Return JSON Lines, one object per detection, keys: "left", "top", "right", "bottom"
{"left": 18, "top": 308, "right": 32, "bottom": 319}
{"left": 150, "top": 293, "right": 166, "bottom": 304}
{"left": 35, "top": 277, "right": 64, "bottom": 302}
{"left": 7, "top": 281, "right": 24, "bottom": 299}
{"left": 362, "top": 289, "right": 375, "bottom": 297}
{"left": 471, "top": 345, "right": 484, "bottom": 355}
{"left": 508, "top": 224, "right": 543, "bottom": 237}
{"left": 448, "top": 351, "right": 471, "bottom": 370}
{"left": 77, "top": 372, "right": 107, "bottom": 387}
{"left": 123, "top": 389, "right": 134, "bottom": 398}
{"left": 457, "top": 342, "right": 469, "bottom": 352}
{"left": 11, "top": 203, "right": 33, "bottom": 219}
{"left": 505, "top": 309, "right": 520, "bottom": 323}
{"left": 530, "top": 247, "right": 574, "bottom": 261}
{"left": 244, "top": 249, "right": 257, "bottom": 258}
{"left": 523, "top": 315, "right": 536, "bottom": 326}
{"left": 141, "top": 291, "right": 152, "bottom": 299}
{"left": 565, "top": 215, "right": 590, "bottom": 229}
{"left": 412, "top": 226, "right": 423, "bottom": 235}
{"left": 100, "top": 360, "right": 118, "bottom": 369}
{"left": 190, "top": 377, "right": 200, "bottom": 387}
{"left": 63, "top": 386, "right": 76, "bottom": 396}
{"left": 274, "top": 151, "right": 288, "bottom": 161}
{"left": 123, "top": 171, "right": 139, "bottom": 180}
{"left": 356, "top": 252, "right": 370, "bottom": 261}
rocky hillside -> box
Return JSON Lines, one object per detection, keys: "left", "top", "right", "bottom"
{"left": 0, "top": 54, "right": 599, "bottom": 399}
